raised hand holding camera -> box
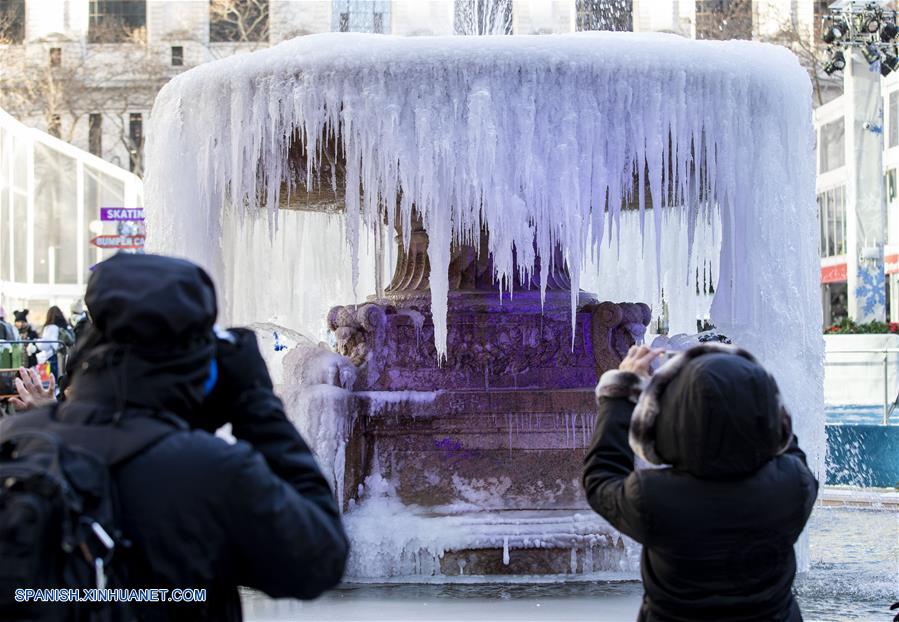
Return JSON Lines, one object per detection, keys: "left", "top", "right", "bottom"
{"left": 194, "top": 327, "right": 274, "bottom": 433}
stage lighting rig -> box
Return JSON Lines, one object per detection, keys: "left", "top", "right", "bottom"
{"left": 822, "top": 2, "right": 899, "bottom": 74}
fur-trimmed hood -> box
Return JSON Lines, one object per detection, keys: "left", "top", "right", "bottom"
{"left": 629, "top": 343, "right": 793, "bottom": 479}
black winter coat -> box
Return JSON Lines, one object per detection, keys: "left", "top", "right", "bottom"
{"left": 8, "top": 253, "right": 349, "bottom": 621}
{"left": 583, "top": 347, "right": 818, "bottom": 622}
{"left": 51, "top": 387, "right": 348, "bottom": 622}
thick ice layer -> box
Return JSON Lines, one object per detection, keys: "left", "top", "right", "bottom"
{"left": 280, "top": 341, "right": 359, "bottom": 510}
{"left": 145, "top": 33, "right": 824, "bottom": 556}
{"left": 582, "top": 208, "right": 720, "bottom": 336}
{"left": 342, "top": 472, "right": 641, "bottom": 579}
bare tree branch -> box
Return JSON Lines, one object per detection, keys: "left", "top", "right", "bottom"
{"left": 0, "top": 23, "right": 168, "bottom": 174}
{"left": 209, "top": 0, "right": 270, "bottom": 46}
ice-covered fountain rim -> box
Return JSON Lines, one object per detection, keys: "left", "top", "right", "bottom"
{"left": 144, "top": 33, "right": 823, "bottom": 516}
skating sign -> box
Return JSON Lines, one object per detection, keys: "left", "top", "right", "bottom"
{"left": 100, "top": 208, "right": 144, "bottom": 221}
{"left": 90, "top": 235, "right": 145, "bottom": 249}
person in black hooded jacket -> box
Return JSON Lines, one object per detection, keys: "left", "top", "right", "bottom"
{"left": 583, "top": 343, "right": 818, "bottom": 622}
{"left": 3, "top": 253, "right": 349, "bottom": 621}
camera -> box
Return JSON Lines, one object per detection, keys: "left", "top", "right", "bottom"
{"left": 0, "top": 369, "right": 17, "bottom": 399}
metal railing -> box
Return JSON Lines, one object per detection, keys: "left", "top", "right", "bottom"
{"left": 825, "top": 348, "right": 899, "bottom": 425}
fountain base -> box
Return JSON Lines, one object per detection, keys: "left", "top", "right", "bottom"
{"left": 292, "top": 294, "right": 650, "bottom": 579}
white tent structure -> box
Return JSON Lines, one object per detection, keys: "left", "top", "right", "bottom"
{"left": 0, "top": 108, "right": 144, "bottom": 315}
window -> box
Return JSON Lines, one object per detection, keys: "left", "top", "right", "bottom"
{"left": 454, "top": 0, "right": 513, "bottom": 35}
{"left": 890, "top": 91, "right": 899, "bottom": 149}
{"left": 48, "top": 115, "right": 61, "bottom": 138}
{"left": 89, "top": 114, "right": 102, "bottom": 156}
{"left": 819, "top": 118, "right": 845, "bottom": 173}
{"left": 813, "top": 0, "right": 831, "bottom": 46}
{"left": 0, "top": 0, "right": 26, "bottom": 43}
{"left": 171, "top": 45, "right": 183, "bottom": 66}
{"left": 817, "top": 186, "right": 847, "bottom": 257}
{"left": 209, "top": 0, "right": 269, "bottom": 43}
{"left": 129, "top": 113, "right": 143, "bottom": 174}
{"left": 332, "top": 1, "right": 391, "bottom": 34}
{"left": 575, "top": 0, "right": 633, "bottom": 32}
{"left": 89, "top": 1, "right": 147, "bottom": 43}
{"left": 49, "top": 47, "right": 61, "bottom": 67}
{"left": 695, "top": 0, "right": 753, "bottom": 40}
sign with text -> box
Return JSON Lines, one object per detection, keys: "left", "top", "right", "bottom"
{"left": 90, "top": 235, "right": 145, "bottom": 249}
{"left": 100, "top": 208, "right": 144, "bottom": 221}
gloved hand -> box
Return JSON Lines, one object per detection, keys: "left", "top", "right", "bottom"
{"left": 192, "top": 328, "right": 274, "bottom": 432}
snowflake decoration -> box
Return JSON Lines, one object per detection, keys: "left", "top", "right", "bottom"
{"left": 855, "top": 262, "right": 886, "bottom": 320}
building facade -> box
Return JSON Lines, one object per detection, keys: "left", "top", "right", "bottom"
{"left": 0, "top": 0, "right": 634, "bottom": 170}
{"left": 0, "top": 0, "right": 846, "bottom": 323}
{"left": 0, "top": 0, "right": 828, "bottom": 175}
{"left": 815, "top": 64, "right": 899, "bottom": 327}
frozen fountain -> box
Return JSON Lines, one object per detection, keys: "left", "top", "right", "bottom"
{"left": 322, "top": 219, "right": 651, "bottom": 576}
{"left": 144, "top": 33, "right": 824, "bottom": 580}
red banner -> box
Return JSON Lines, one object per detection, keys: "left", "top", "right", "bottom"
{"left": 887, "top": 254, "right": 899, "bottom": 275}
{"left": 821, "top": 263, "right": 847, "bottom": 284}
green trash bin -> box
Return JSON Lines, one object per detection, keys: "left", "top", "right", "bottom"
{"left": 0, "top": 344, "right": 24, "bottom": 370}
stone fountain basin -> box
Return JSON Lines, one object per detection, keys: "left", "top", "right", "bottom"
{"left": 342, "top": 506, "right": 637, "bottom": 580}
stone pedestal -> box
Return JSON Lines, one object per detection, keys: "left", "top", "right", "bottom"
{"left": 327, "top": 292, "right": 649, "bottom": 578}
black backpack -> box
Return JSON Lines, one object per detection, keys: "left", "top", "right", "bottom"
{"left": 59, "top": 327, "right": 76, "bottom": 349}
{"left": 0, "top": 407, "right": 177, "bottom": 621}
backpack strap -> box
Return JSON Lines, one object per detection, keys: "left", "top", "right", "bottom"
{"left": 0, "top": 406, "right": 184, "bottom": 466}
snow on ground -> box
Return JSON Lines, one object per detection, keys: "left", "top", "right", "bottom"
{"left": 239, "top": 504, "right": 897, "bottom": 622}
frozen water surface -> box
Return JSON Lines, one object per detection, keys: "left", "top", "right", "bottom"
{"left": 241, "top": 506, "right": 897, "bottom": 622}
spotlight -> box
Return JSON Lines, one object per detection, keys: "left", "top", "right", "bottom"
{"left": 823, "top": 20, "right": 848, "bottom": 44}
{"left": 862, "top": 43, "right": 882, "bottom": 65}
{"left": 882, "top": 53, "right": 899, "bottom": 76}
{"left": 863, "top": 13, "right": 881, "bottom": 34}
{"left": 824, "top": 49, "right": 847, "bottom": 75}
{"left": 833, "top": 49, "right": 846, "bottom": 70}
{"left": 882, "top": 23, "right": 899, "bottom": 42}
{"left": 825, "top": 50, "right": 846, "bottom": 75}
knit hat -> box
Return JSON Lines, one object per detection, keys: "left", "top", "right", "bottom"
{"left": 71, "top": 299, "right": 85, "bottom": 315}
{"left": 0, "top": 307, "right": 5, "bottom": 319}
{"left": 13, "top": 309, "right": 28, "bottom": 323}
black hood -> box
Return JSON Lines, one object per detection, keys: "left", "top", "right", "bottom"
{"left": 629, "top": 343, "right": 792, "bottom": 479}
{"left": 68, "top": 253, "right": 218, "bottom": 417}
{"left": 85, "top": 253, "right": 217, "bottom": 347}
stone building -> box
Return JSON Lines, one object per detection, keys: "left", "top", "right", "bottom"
{"left": 0, "top": 0, "right": 827, "bottom": 176}
{"left": 0, "top": 0, "right": 837, "bottom": 321}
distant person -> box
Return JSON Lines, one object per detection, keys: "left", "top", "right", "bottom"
{"left": 13, "top": 309, "right": 37, "bottom": 341}
{"left": 69, "top": 298, "right": 91, "bottom": 344}
{"left": 0, "top": 307, "right": 15, "bottom": 342}
{"left": 13, "top": 309, "right": 38, "bottom": 366}
{"left": 584, "top": 344, "right": 818, "bottom": 622}
{"left": 0, "top": 254, "right": 348, "bottom": 621}
{"left": 36, "top": 305, "right": 72, "bottom": 379}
